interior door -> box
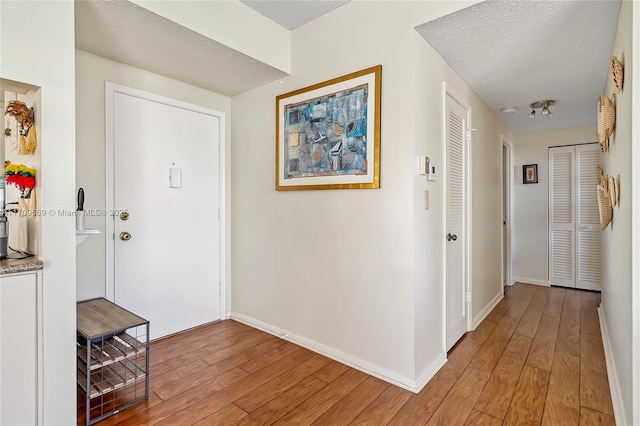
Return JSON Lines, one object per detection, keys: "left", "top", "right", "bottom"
{"left": 548, "top": 144, "right": 600, "bottom": 290}
{"left": 549, "top": 146, "right": 575, "bottom": 287}
{"left": 112, "top": 90, "right": 221, "bottom": 340}
{"left": 445, "top": 93, "right": 468, "bottom": 351}
{"left": 575, "top": 144, "right": 601, "bottom": 290}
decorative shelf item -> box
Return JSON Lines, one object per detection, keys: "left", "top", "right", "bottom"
{"left": 76, "top": 229, "right": 100, "bottom": 246}
{"left": 597, "top": 95, "right": 615, "bottom": 152}
{"left": 597, "top": 184, "right": 612, "bottom": 230}
{"left": 610, "top": 55, "right": 624, "bottom": 94}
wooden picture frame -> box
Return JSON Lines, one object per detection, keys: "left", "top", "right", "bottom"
{"left": 276, "top": 65, "right": 381, "bottom": 191}
{"left": 523, "top": 164, "right": 538, "bottom": 184}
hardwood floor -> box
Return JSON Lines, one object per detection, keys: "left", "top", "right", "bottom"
{"left": 82, "top": 283, "right": 615, "bottom": 425}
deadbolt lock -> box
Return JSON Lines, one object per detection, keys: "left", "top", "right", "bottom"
{"left": 119, "top": 211, "right": 130, "bottom": 221}
{"left": 120, "top": 232, "right": 132, "bottom": 241}
{"left": 447, "top": 233, "right": 458, "bottom": 241}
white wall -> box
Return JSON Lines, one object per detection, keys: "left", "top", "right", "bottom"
{"left": 1, "top": 1, "right": 76, "bottom": 423}
{"left": 512, "top": 125, "right": 597, "bottom": 285}
{"left": 231, "top": 0, "right": 502, "bottom": 389}
{"left": 413, "top": 31, "right": 513, "bottom": 378}
{"left": 600, "top": 1, "right": 633, "bottom": 424}
{"left": 75, "top": 50, "right": 231, "bottom": 304}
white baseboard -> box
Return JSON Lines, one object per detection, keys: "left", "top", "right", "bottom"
{"left": 230, "top": 311, "right": 435, "bottom": 393}
{"left": 471, "top": 292, "right": 503, "bottom": 329}
{"left": 414, "top": 351, "right": 447, "bottom": 393}
{"left": 598, "top": 306, "right": 627, "bottom": 426}
{"left": 513, "top": 277, "right": 550, "bottom": 287}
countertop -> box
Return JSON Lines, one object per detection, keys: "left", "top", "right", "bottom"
{"left": 0, "top": 257, "right": 43, "bottom": 275}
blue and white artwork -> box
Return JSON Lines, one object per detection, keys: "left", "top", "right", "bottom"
{"left": 284, "top": 84, "right": 368, "bottom": 179}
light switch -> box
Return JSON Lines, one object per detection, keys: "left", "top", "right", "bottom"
{"left": 169, "top": 168, "right": 182, "bottom": 188}
{"left": 424, "top": 190, "right": 429, "bottom": 210}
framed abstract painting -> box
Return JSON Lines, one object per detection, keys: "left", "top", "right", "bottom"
{"left": 276, "top": 65, "right": 381, "bottom": 190}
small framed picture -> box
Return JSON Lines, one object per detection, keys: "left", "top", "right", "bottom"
{"left": 523, "top": 164, "right": 538, "bottom": 184}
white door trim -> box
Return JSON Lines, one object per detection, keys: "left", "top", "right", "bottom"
{"left": 442, "top": 82, "right": 473, "bottom": 350}
{"left": 502, "top": 136, "right": 514, "bottom": 286}
{"left": 104, "top": 82, "right": 227, "bottom": 318}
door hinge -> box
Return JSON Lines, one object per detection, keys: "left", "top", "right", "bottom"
{"left": 466, "top": 291, "right": 472, "bottom": 303}
{"left": 218, "top": 209, "right": 221, "bottom": 220}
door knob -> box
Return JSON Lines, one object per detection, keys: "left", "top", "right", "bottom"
{"left": 447, "top": 233, "right": 458, "bottom": 241}
{"left": 120, "top": 232, "right": 132, "bottom": 241}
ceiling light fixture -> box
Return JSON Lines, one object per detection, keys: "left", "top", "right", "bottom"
{"left": 501, "top": 106, "right": 518, "bottom": 115}
{"left": 529, "top": 100, "right": 556, "bottom": 118}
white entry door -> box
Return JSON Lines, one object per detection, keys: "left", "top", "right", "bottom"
{"left": 107, "top": 84, "right": 223, "bottom": 340}
{"left": 445, "top": 92, "right": 469, "bottom": 351}
{"left": 548, "top": 144, "right": 600, "bottom": 290}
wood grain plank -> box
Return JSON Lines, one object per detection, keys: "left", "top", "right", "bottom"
{"left": 350, "top": 384, "right": 413, "bottom": 425}
{"left": 555, "top": 289, "right": 581, "bottom": 357}
{"left": 474, "top": 334, "right": 532, "bottom": 419}
{"left": 580, "top": 291, "right": 600, "bottom": 336}
{"left": 200, "top": 332, "right": 278, "bottom": 366}
{"left": 579, "top": 407, "right": 616, "bottom": 426}
{"left": 150, "top": 325, "right": 258, "bottom": 366}
{"left": 239, "top": 341, "right": 300, "bottom": 373}
{"left": 233, "top": 376, "right": 327, "bottom": 426}
{"left": 503, "top": 366, "right": 550, "bottom": 426}
{"left": 149, "top": 328, "right": 260, "bottom": 374}
{"left": 386, "top": 367, "right": 460, "bottom": 426}
{"left": 311, "top": 375, "right": 388, "bottom": 425}
{"left": 543, "top": 287, "right": 565, "bottom": 318}
{"left": 464, "top": 410, "right": 502, "bottom": 426}
{"left": 514, "top": 288, "right": 548, "bottom": 338}
{"left": 425, "top": 368, "right": 491, "bottom": 426}
{"left": 580, "top": 334, "right": 614, "bottom": 416}
{"left": 470, "top": 292, "right": 533, "bottom": 372}
{"left": 154, "top": 365, "right": 250, "bottom": 402}
{"left": 466, "top": 319, "right": 498, "bottom": 345}
{"left": 526, "top": 315, "right": 560, "bottom": 371}
{"left": 234, "top": 353, "right": 330, "bottom": 413}
{"left": 193, "top": 403, "right": 247, "bottom": 425}
{"left": 314, "top": 360, "right": 351, "bottom": 383}
{"left": 152, "top": 334, "right": 285, "bottom": 396}
{"left": 272, "top": 369, "right": 367, "bottom": 425}
{"left": 541, "top": 352, "right": 580, "bottom": 426}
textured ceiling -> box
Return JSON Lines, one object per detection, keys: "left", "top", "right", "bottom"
{"left": 240, "top": 0, "right": 349, "bottom": 30}
{"left": 416, "top": 0, "right": 621, "bottom": 134}
{"left": 75, "top": 1, "right": 287, "bottom": 96}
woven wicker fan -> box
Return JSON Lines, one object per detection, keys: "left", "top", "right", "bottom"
{"left": 609, "top": 175, "right": 616, "bottom": 208}
{"left": 597, "top": 164, "right": 607, "bottom": 190}
{"left": 610, "top": 56, "right": 624, "bottom": 94}
{"left": 616, "top": 175, "right": 620, "bottom": 205}
{"left": 598, "top": 96, "right": 615, "bottom": 151}
{"left": 597, "top": 184, "right": 612, "bottom": 230}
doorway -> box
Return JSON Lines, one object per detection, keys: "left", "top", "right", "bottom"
{"left": 502, "top": 138, "right": 513, "bottom": 287}
{"left": 105, "top": 83, "right": 226, "bottom": 340}
{"left": 548, "top": 143, "right": 600, "bottom": 290}
{"left": 445, "top": 87, "right": 471, "bottom": 351}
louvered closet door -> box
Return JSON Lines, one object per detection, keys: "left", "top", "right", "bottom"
{"left": 548, "top": 144, "right": 600, "bottom": 290}
{"left": 549, "top": 147, "right": 576, "bottom": 287}
{"left": 445, "top": 93, "right": 468, "bottom": 350}
{"left": 575, "top": 145, "right": 601, "bottom": 290}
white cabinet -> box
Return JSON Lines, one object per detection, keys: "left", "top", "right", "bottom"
{"left": 0, "top": 272, "right": 41, "bottom": 425}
